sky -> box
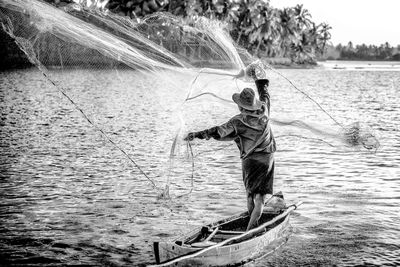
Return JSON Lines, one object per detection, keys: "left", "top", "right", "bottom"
{"left": 269, "top": 0, "right": 400, "bottom": 46}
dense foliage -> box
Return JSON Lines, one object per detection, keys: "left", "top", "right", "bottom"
{"left": 49, "top": 0, "right": 332, "bottom": 64}
{"left": 326, "top": 42, "right": 400, "bottom": 61}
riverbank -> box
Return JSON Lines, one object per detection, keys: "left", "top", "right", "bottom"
{"left": 0, "top": 44, "right": 314, "bottom": 71}
{"left": 0, "top": 35, "right": 316, "bottom": 71}
{"left": 0, "top": 19, "right": 315, "bottom": 71}
{"left": 0, "top": 1, "right": 317, "bottom": 71}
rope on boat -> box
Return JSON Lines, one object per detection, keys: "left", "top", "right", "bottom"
{"left": 148, "top": 201, "right": 303, "bottom": 267}
{"left": 286, "top": 202, "right": 301, "bottom": 210}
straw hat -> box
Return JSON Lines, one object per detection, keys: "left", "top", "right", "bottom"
{"left": 232, "top": 88, "right": 262, "bottom": 111}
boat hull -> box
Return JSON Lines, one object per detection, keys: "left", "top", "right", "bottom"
{"left": 154, "top": 213, "right": 291, "bottom": 266}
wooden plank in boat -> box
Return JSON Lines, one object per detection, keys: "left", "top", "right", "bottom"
{"left": 151, "top": 202, "right": 302, "bottom": 266}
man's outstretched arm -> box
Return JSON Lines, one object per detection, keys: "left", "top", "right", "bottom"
{"left": 184, "top": 120, "right": 237, "bottom": 141}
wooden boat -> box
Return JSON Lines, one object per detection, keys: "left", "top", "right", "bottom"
{"left": 151, "top": 196, "right": 302, "bottom": 267}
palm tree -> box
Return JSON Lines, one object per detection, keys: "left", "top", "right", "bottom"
{"left": 293, "top": 4, "right": 312, "bottom": 31}
{"left": 276, "top": 7, "right": 297, "bottom": 57}
{"left": 246, "top": 0, "right": 268, "bottom": 55}
{"left": 316, "top": 22, "right": 332, "bottom": 56}
{"left": 230, "top": 0, "right": 253, "bottom": 47}
{"left": 99, "top": 0, "right": 330, "bottom": 63}
{"left": 261, "top": 7, "right": 280, "bottom": 57}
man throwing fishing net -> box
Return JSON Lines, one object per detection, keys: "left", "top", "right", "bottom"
{"left": 185, "top": 62, "right": 278, "bottom": 231}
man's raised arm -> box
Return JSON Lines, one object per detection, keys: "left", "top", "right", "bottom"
{"left": 255, "top": 79, "right": 271, "bottom": 115}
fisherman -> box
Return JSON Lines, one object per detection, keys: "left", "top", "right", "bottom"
{"left": 184, "top": 63, "right": 276, "bottom": 231}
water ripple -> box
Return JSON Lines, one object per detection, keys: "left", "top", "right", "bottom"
{"left": 1, "top": 68, "right": 399, "bottom": 266}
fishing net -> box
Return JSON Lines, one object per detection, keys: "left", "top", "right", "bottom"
{"left": 0, "top": 0, "right": 379, "bottom": 198}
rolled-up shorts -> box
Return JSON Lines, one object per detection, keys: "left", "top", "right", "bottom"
{"left": 242, "top": 152, "right": 274, "bottom": 196}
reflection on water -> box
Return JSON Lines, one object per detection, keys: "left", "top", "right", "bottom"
{"left": 0, "top": 67, "right": 399, "bottom": 266}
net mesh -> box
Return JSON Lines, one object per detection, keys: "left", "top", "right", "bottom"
{"left": 0, "top": 0, "right": 380, "bottom": 198}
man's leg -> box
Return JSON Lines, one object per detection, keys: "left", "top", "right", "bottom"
{"left": 247, "top": 194, "right": 254, "bottom": 215}
{"left": 246, "top": 193, "right": 266, "bottom": 231}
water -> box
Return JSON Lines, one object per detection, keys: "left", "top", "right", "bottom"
{"left": 0, "top": 63, "right": 399, "bottom": 266}
{"left": 320, "top": 60, "right": 400, "bottom": 71}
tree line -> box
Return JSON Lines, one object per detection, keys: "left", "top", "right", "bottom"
{"left": 49, "top": 0, "right": 332, "bottom": 65}
{"left": 325, "top": 42, "right": 400, "bottom": 61}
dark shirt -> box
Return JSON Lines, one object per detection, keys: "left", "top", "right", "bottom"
{"left": 198, "top": 79, "right": 276, "bottom": 158}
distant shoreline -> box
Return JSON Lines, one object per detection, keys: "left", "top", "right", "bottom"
{"left": 1, "top": 30, "right": 398, "bottom": 71}
{"left": 5, "top": 59, "right": 400, "bottom": 72}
